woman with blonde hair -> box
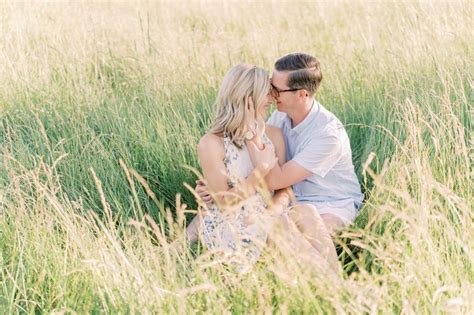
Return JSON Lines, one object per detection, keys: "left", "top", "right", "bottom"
{"left": 186, "top": 64, "right": 331, "bottom": 273}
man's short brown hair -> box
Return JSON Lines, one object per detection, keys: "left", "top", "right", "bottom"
{"left": 274, "top": 53, "right": 322, "bottom": 95}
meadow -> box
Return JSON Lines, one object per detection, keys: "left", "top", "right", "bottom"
{"left": 0, "top": 1, "right": 472, "bottom": 313}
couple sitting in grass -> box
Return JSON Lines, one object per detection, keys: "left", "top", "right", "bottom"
{"left": 185, "top": 53, "right": 363, "bottom": 275}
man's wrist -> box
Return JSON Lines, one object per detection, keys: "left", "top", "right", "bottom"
{"left": 257, "top": 161, "right": 274, "bottom": 177}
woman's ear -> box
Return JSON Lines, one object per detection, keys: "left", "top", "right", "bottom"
{"left": 247, "top": 96, "right": 255, "bottom": 112}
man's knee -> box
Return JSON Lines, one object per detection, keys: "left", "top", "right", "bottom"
{"left": 273, "top": 214, "right": 292, "bottom": 231}
{"left": 269, "top": 214, "right": 300, "bottom": 245}
{"left": 320, "top": 213, "right": 345, "bottom": 235}
{"left": 289, "top": 205, "right": 345, "bottom": 235}
{"left": 288, "top": 204, "right": 322, "bottom": 230}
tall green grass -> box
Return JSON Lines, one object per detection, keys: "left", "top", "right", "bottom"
{"left": 0, "top": 1, "right": 472, "bottom": 313}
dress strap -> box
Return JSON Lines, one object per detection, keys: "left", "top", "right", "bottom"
{"left": 223, "top": 133, "right": 231, "bottom": 162}
{"left": 222, "top": 133, "right": 235, "bottom": 188}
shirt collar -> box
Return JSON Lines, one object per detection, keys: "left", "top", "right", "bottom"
{"left": 284, "top": 100, "right": 320, "bottom": 135}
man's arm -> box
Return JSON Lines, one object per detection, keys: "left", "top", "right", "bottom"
{"left": 265, "top": 161, "right": 313, "bottom": 191}
{"left": 261, "top": 132, "right": 342, "bottom": 191}
{"left": 252, "top": 125, "right": 313, "bottom": 191}
{"left": 264, "top": 125, "right": 297, "bottom": 212}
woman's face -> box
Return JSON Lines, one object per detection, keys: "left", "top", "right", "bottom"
{"left": 256, "top": 86, "right": 275, "bottom": 119}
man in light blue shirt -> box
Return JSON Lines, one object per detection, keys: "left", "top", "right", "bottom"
{"left": 245, "top": 53, "right": 364, "bottom": 267}
{"left": 266, "top": 100, "right": 363, "bottom": 226}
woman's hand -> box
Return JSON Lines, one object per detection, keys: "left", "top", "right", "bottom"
{"left": 195, "top": 179, "right": 213, "bottom": 205}
{"left": 244, "top": 96, "right": 264, "bottom": 150}
{"left": 245, "top": 96, "right": 277, "bottom": 176}
{"left": 246, "top": 141, "right": 278, "bottom": 177}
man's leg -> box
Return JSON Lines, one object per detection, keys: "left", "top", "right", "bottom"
{"left": 320, "top": 213, "right": 345, "bottom": 236}
{"left": 288, "top": 204, "right": 341, "bottom": 273}
{"left": 267, "top": 213, "right": 340, "bottom": 277}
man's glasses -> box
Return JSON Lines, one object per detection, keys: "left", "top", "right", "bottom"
{"left": 270, "top": 83, "right": 300, "bottom": 98}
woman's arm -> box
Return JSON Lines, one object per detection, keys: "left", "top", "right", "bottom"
{"left": 264, "top": 125, "right": 294, "bottom": 213}
{"left": 197, "top": 133, "right": 229, "bottom": 197}
{"left": 198, "top": 133, "right": 274, "bottom": 208}
{"left": 264, "top": 125, "right": 286, "bottom": 167}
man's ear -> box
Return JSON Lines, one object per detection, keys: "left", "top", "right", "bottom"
{"left": 298, "top": 89, "right": 308, "bottom": 98}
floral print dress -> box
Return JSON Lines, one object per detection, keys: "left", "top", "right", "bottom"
{"left": 200, "top": 133, "right": 275, "bottom": 272}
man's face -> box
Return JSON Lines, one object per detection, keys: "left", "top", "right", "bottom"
{"left": 271, "top": 70, "right": 297, "bottom": 113}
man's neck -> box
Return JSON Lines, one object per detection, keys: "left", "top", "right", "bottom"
{"left": 289, "top": 98, "right": 314, "bottom": 128}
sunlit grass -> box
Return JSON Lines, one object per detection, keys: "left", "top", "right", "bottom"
{"left": 0, "top": 1, "right": 472, "bottom": 313}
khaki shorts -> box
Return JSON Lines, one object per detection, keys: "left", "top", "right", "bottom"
{"left": 302, "top": 200, "right": 359, "bottom": 227}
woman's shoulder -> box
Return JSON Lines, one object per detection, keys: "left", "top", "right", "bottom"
{"left": 198, "top": 133, "right": 224, "bottom": 155}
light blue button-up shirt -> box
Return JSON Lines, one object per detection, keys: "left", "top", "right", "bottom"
{"left": 267, "top": 101, "right": 364, "bottom": 209}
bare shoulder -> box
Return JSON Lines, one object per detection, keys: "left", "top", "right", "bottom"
{"left": 198, "top": 133, "right": 224, "bottom": 158}
{"left": 265, "top": 124, "right": 284, "bottom": 143}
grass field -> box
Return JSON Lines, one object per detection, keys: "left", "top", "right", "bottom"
{"left": 0, "top": 1, "right": 472, "bottom": 313}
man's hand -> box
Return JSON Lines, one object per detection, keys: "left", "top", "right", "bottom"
{"left": 195, "top": 179, "right": 213, "bottom": 205}
{"left": 266, "top": 202, "right": 286, "bottom": 218}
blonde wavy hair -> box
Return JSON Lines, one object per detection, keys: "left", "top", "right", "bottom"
{"left": 209, "top": 64, "right": 271, "bottom": 148}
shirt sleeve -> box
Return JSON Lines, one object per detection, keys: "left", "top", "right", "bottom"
{"left": 292, "top": 131, "right": 342, "bottom": 178}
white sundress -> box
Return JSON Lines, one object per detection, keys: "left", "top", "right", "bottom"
{"left": 200, "top": 133, "right": 276, "bottom": 272}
